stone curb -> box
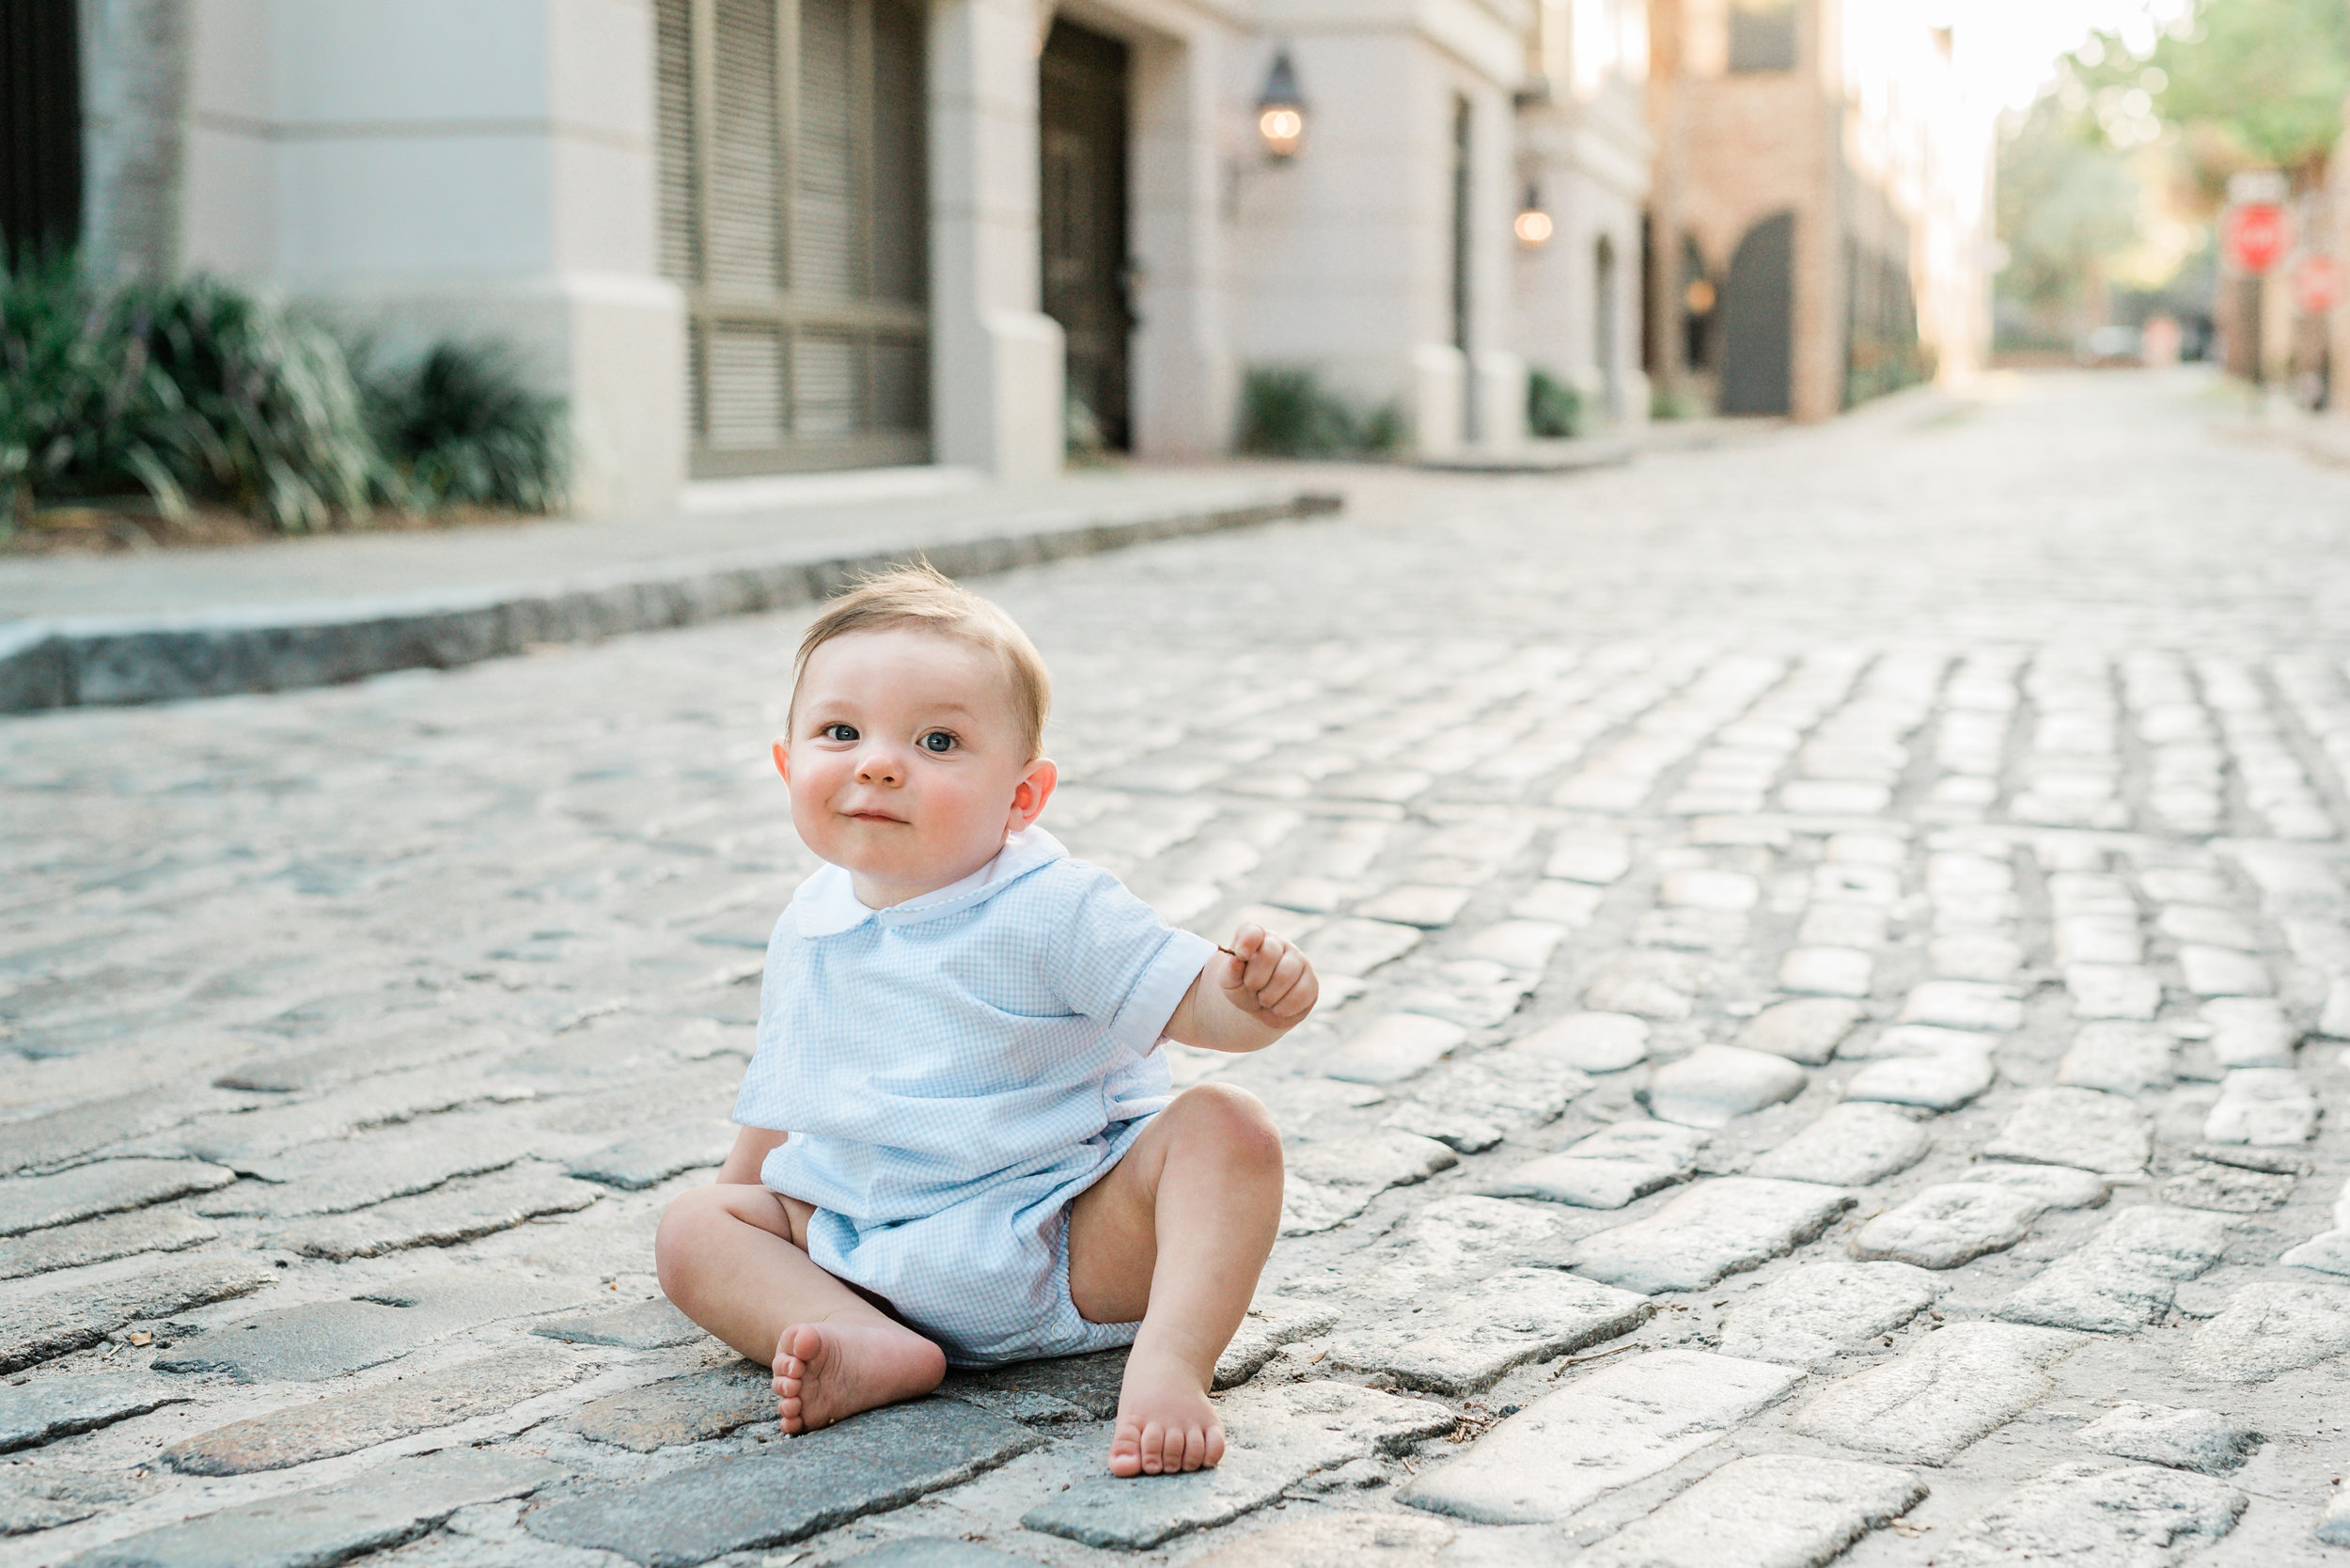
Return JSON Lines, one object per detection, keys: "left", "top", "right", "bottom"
{"left": 0, "top": 488, "right": 1343, "bottom": 713}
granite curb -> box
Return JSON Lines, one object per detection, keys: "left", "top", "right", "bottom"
{"left": 0, "top": 487, "right": 1343, "bottom": 713}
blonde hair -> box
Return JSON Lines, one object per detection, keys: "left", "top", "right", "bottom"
{"left": 791, "top": 562, "right": 1053, "bottom": 760}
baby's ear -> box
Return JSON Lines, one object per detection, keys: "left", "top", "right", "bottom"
{"left": 1010, "top": 756, "right": 1058, "bottom": 826}
{"left": 771, "top": 739, "right": 790, "bottom": 781}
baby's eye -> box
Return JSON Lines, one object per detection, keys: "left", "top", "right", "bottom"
{"left": 919, "top": 730, "right": 957, "bottom": 754}
{"left": 823, "top": 723, "right": 858, "bottom": 743}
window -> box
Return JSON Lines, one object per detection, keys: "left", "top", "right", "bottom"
{"left": 1728, "top": 0, "right": 1797, "bottom": 72}
{"left": 656, "top": 0, "right": 930, "bottom": 476}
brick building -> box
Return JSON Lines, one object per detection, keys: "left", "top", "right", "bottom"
{"left": 1642, "top": 0, "right": 1992, "bottom": 420}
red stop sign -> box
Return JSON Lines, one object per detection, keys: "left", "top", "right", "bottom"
{"left": 2224, "top": 203, "right": 2290, "bottom": 274}
{"left": 2295, "top": 254, "right": 2342, "bottom": 314}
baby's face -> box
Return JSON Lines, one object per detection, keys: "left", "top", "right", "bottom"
{"left": 779, "top": 627, "right": 1050, "bottom": 905}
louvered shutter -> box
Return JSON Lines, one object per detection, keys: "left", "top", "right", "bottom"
{"left": 653, "top": 0, "right": 930, "bottom": 475}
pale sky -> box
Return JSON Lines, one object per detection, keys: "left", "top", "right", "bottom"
{"left": 1948, "top": 0, "right": 2195, "bottom": 110}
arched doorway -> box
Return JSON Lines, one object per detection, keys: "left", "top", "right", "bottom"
{"left": 1719, "top": 211, "right": 1794, "bottom": 416}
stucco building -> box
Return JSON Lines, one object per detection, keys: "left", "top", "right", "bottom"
{"left": 1643, "top": 0, "right": 1992, "bottom": 421}
{"left": 5, "top": 0, "right": 1653, "bottom": 518}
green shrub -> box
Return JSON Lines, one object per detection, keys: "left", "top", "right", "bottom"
{"left": 363, "top": 341, "right": 568, "bottom": 512}
{"left": 3, "top": 256, "right": 570, "bottom": 533}
{"left": 1649, "top": 386, "right": 1696, "bottom": 421}
{"left": 1239, "top": 367, "right": 1354, "bottom": 455}
{"left": 1238, "top": 366, "right": 1410, "bottom": 457}
{"left": 117, "top": 275, "right": 380, "bottom": 531}
{"left": 0, "top": 255, "right": 122, "bottom": 527}
{"left": 1357, "top": 400, "right": 1409, "bottom": 454}
{"left": 1528, "top": 368, "right": 1582, "bottom": 439}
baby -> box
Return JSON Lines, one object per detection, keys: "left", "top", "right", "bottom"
{"left": 655, "top": 564, "right": 1313, "bottom": 1478}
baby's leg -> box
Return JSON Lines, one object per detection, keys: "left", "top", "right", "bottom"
{"left": 1067, "top": 1083, "right": 1284, "bottom": 1477}
{"left": 655, "top": 1184, "right": 945, "bottom": 1434}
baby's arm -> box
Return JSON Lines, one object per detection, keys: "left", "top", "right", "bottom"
{"left": 717, "top": 1125, "right": 789, "bottom": 1184}
{"left": 1163, "top": 923, "right": 1317, "bottom": 1053}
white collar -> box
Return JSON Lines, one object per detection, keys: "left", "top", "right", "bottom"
{"left": 791, "top": 826, "right": 1069, "bottom": 938}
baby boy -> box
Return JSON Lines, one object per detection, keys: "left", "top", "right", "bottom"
{"left": 656, "top": 564, "right": 1314, "bottom": 1478}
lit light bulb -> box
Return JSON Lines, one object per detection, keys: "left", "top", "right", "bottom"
{"left": 1260, "top": 106, "right": 1305, "bottom": 158}
{"left": 1513, "top": 209, "right": 1555, "bottom": 248}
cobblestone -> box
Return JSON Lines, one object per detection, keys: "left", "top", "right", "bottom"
{"left": 1716, "top": 1260, "right": 1939, "bottom": 1366}
{"left": 1398, "top": 1349, "right": 1796, "bottom": 1525}
{"left": 1997, "top": 1206, "right": 2229, "bottom": 1333}
{"left": 1325, "top": 1266, "right": 1649, "bottom": 1392}
{"left": 1568, "top": 1177, "right": 1854, "bottom": 1293}
{"left": 2182, "top": 1279, "right": 2350, "bottom": 1382}
{"left": 1982, "top": 1086, "right": 2153, "bottom": 1174}
{"left": 10, "top": 374, "right": 2350, "bottom": 1566}
{"left": 2076, "top": 1401, "right": 2262, "bottom": 1474}
{"left": 1746, "top": 1103, "right": 1932, "bottom": 1187}
{"left": 1849, "top": 1184, "right": 2044, "bottom": 1269}
{"left": 0, "top": 1159, "right": 235, "bottom": 1235}
{"left": 530, "top": 1401, "right": 1042, "bottom": 1564}
{"left": 1022, "top": 1383, "right": 1452, "bottom": 1549}
{"left": 1480, "top": 1119, "right": 1706, "bottom": 1208}
{"left": 1788, "top": 1323, "right": 2082, "bottom": 1463}
{"left": 1573, "top": 1453, "right": 1925, "bottom": 1568}
{"left": 160, "top": 1344, "right": 585, "bottom": 1473}
{"left": 1936, "top": 1460, "right": 2246, "bottom": 1567}
{"left": 62, "top": 1450, "right": 565, "bottom": 1568}
{"left": 0, "top": 1375, "right": 187, "bottom": 1454}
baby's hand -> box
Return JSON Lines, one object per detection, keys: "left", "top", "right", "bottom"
{"left": 1213, "top": 924, "right": 1318, "bottom": 1028}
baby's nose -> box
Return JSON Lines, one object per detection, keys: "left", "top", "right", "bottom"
{"left": 855, "top": 748, "right": 902, "bottom": 783}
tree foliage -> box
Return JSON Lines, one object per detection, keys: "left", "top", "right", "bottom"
{"left": 1997, "top": 92, "right": 2143, "bottom": 331}
{"left": 2087, "top": 0, "right": 2350, "bottom": 189}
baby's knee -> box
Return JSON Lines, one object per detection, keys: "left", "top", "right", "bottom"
{"left": 1168, "top": 1083, "right": 1283, "bottom": 1171}
{"left": 653, "top": 1185, "right": 741, "bottom": 1287}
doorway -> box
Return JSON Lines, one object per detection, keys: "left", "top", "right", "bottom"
{"left": 1040, "top": 19, "right": 1132, "bottom": 451}
{"left": 1719, "top": 211, "right": 1794, "bottom": 416}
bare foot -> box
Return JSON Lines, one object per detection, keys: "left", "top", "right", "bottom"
{"left": 1107, "top": 1350, "right": 1225, "bottom": 1476}
{"left": 771, "top": 1320, "right": 945, "bottom": 1435}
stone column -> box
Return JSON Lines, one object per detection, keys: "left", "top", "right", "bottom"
{"left": 79, "top": 0, "right": 190, "bottom": 281}
{"left": 928, "top": 0, "right": 1065, "bottom": 480}
{"left": 1128, "top": 24, "right": 1233, "bottom": 460}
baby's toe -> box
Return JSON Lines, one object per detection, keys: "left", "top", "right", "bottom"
{"left": 1107, "top": 1422, "right": 1143, "bottom": 1478}
{"left": 1180, "top": 1424, "right": 1211, "bottom": 1472}
{"left": 1201, "top": 1421, "right": 1226, "bottom": 1468}
{"left": 1137, "top": 1420, "right": 1168, "bottom": 1474}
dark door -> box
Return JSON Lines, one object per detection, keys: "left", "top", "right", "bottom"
{"left": 1719, "top": 211, "right": 1794, "bottom": 416}
{"left": 1, "top": 0, "right": 84, "bottom": 261}
{"left": 1040, "top": 20, "right": 1131, "bottom": 450}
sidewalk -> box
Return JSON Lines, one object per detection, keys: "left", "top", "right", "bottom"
{"left": 0, "top": 468, "right": 1343, "bottom": 713}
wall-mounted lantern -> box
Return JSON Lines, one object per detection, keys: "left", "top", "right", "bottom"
{"left": 1513, "top": 183, "right": 1554, "bottom": 248}
{"left": 1257, "top": 50, "right": 1307, "bottom": 160}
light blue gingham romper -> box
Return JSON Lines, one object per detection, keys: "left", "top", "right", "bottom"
{"left": 732, "top": 826, "right": 1215, "bottom": 1367}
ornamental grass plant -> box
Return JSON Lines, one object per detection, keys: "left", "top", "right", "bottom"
{"left": 1, "top": 256, "right": 568, "bottom": 537}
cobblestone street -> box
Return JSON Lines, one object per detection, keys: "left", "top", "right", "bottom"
{"left": 8, "top": 368, "right": 2350, "bottom": 1567}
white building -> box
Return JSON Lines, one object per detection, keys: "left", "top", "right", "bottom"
{"left": 18, "top": 0, "right": 1651, "bottom": 518}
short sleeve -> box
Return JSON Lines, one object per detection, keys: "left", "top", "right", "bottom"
{"left": 1043, "top": 865, "right": 1216, "bottom": 1057}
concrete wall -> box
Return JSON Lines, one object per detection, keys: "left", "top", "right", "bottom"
{"left": 1229, "top": 0, "right": 1532, "bottom": 454}
{"left": 176, "top": 0, "right": 687, "bottom": 520}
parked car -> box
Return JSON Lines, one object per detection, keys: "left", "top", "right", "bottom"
{"left": 2079, "top": 325, "right": 2144, "bottom": 367}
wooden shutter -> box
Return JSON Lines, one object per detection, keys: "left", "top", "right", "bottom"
{"left": 655, "top": 0, "right": 931, "bottom": 476}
